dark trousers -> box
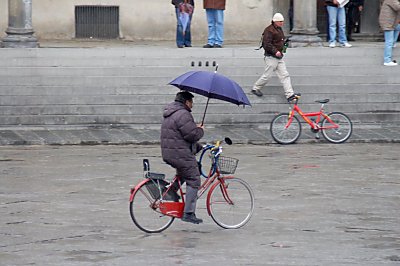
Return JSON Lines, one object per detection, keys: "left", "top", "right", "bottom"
{"left": 346, "top": 6, "right": 360, "bottom": 39}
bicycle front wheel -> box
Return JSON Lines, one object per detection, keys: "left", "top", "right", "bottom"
{"left": 198, "top": 148, "right": 215, "bottom": 178}
{"left": 207, "top": 177, "right": 254, "bottom": 229}
{"left": 270, "top": 113, "right": 302, "bottom": 144}
{"left": 129, "top": 181, "right": 174, "bottom": 233}
{"left": 321, "top": 112, "right": 352, "bottom": 143}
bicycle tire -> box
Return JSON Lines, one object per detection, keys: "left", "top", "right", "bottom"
{"left": 198, "top": 148, "right": 215, "bottom": 178}
{"left": 321, "top": 112, "right": 352, "bottom": 143}
{"left": 129, "top": 180, "right": 174, "bottom": 233}
{"left": 270, "top": 113, "right": 302, "bottom": 144}
{"left": 207, "top": 177, "right": 254, "bottom": 229}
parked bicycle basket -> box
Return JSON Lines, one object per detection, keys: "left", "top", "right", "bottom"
{"left": 217, "top": 156, "right": 239, "bottom": 174}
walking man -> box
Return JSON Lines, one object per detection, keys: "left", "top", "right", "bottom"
{"left": 251, "top": 13, "right": 298, "bottom": 102}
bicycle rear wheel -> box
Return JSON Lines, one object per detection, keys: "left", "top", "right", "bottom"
{"left": 207, "top": 177, "right": 254, "bottom": 229}
{"left": 321, "top": 112, "right": 352, "bottom": 143}
{"left": 129, "top": 180, "right": 174, "bottom": 233}
{"left": 270, "top": 113, "right": 302, "bottom": 144}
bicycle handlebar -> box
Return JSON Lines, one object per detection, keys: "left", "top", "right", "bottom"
{"left": 202, "top": 137, "right": 233, "bottom": 157}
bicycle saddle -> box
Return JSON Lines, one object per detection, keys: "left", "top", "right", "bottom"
{"left": 315, "top": 99, "right": 329, "bottom": 104}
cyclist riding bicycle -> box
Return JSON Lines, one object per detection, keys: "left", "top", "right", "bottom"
{"left": 160, "top": 91, "right": 205, "bottom": 224}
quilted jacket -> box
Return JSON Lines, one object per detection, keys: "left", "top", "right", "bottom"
{"left": 160, "top": 101, "right": 204, "bottom": 178}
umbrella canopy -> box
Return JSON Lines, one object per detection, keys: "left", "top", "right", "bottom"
{"left": 168, "top": 70, "right": 251, "bottom": 125}
{"left": 169, "top": 70, "right": 251, "bottom": 106}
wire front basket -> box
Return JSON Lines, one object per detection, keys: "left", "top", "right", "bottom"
{"left": 217, "top": 156, "right": 239, "bottom": 174}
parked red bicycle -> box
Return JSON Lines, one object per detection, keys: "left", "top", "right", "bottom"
{"left": 270, "top": 94, "right": 353, "bottom": 144}
{"left": 129, "top": 138, "right": 254, "bottom": 233}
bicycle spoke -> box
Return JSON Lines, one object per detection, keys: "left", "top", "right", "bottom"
{"left": 208, "top": 178, "right": 254, "bottom": 229}
{"left": 130, "top": 182, "right": 174, "bottom": 233}
{"left": 270, "top": 113, "right": 301, "bottom": 144}
{"left": 321, "top": 112, "right": 352, "bottom": 143}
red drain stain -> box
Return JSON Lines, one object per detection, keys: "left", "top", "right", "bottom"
{"left": 292, "top": 164, "right": 319, "bottom": 169}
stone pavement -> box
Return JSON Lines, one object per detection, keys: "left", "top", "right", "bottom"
{"left": 0, "top": 123, "right": 399, "bottom": 145}
{"left": 0, "top": 143, "right": 399, "bottom": 265}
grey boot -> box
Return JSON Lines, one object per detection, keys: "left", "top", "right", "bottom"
{"left": 182, "top": 186, "right": 203, "bottom": 224}
{"left": 184, "top": 186, "right": 198, "bottom": 213}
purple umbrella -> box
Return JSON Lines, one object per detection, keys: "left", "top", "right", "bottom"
{"left": 168, "top": 70, "right": 251, "bottom": 125}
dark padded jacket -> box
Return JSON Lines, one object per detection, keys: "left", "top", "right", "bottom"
{"left": 161, "top": 101, "right": 204, "bottom": 179}
{"left": 325, "top": 0, "right": 339, "bottom": 7}
{"left": 203, "top": 0, "right": 226, "bottom": 10}
{"left": 262, "top": 23, "right": 285, "bottom": 58}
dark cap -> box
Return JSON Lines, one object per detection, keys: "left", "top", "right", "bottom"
{"left": 175, "top": 91, "right": 194, "bottom": 103}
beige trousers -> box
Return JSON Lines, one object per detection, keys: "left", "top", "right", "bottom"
{"left": 253, "top": 56, "right": 294, "bottom": 99}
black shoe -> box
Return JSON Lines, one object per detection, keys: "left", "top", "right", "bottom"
{"left": 213, "top": 44, "right": 222, "bottom": 48}
{"left": 185, "top": 44, "right": 192, "bottom": 47}
{"left": 251, "top": 89, "right": 263, "bottom": 97}
{"left": 203, "top": 44, "right": 213, "bottom": 48}
{"left": 177, "top": 45, "right": 184, "bottom": 48}
{"left": 182, "top": 213, "right": 203, "bottom": 224}
{"left": 287, "top": 93, "right": 301, "bottom": 103}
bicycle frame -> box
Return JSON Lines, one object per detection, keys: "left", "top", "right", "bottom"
{"left": 129, "top": 139, "right": 254, "bottom": 232}
{"left": 174, "top": 150, "right": 235, "bottom": 216}
{"left": 287, "top": 101, "right": 339, "bottom": 131}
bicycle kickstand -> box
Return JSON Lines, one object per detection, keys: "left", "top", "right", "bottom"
{"left": 315, "top": 132, "right": 320, "bottom": 139}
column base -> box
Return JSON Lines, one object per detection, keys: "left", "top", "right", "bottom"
{"left": 289, "top": 35, "right": 322, "bottom": 48}
{"left": 1, "top": 34, "right": 39, "bottom": 48}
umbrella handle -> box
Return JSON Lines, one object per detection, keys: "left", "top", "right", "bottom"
{"left": 201, "top": 98, "right": 210, "bottom": 126}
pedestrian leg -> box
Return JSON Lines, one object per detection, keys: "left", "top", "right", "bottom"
{"left": 275, "top": 60, "right": 294, "bottom": 99}
{"left": 253, "top": 57, "right": 276, "bottom": 91}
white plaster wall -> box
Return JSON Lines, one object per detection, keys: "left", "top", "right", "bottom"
{"left": 0, "top": 0, "right": 7, "bottom": 39}
{"left": 0, "top": 0, "right": 274, "bottom": 41}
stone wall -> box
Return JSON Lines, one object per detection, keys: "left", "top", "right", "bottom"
{"left": 0, "top": 0, "right": 274, "bottom": 41}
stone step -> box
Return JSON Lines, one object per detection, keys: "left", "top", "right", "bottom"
{"left": 0, "top": 83, "right": 398, "bottom": 96}
{"left": 0, "top": 93, "right": 398, "bottom": 106}
{"left": 0, "top": 55, "right": 388, "bottom": 67}
{"left": 0, "top": 74, "right": 398, "bottom": 87}
{"left": 0, "top": 43, "right": 398, "bottom": 128}
{"left": 1, "top": 103, "right": 399, "bottom": 119}
{"left": 0, "top": 64, "right": 398, "bottom": 77}
{"left": 0, "top": 45, "right": 395, "bottom": 67}
{"left": 0, "top": 112, "right": 398, "bottom": 126}
{"left": 0, "top": 44, "right": 390, "bottom": 58}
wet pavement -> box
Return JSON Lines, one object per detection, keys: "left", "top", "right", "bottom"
{"left": 1, "top": 123, "right": 400, "bottom": 145}
{"left": 1, "top": 142, "right": 399, "bottom": 265}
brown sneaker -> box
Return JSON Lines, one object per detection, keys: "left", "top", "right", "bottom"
{"left": 251, "top": 89, "right": 263, "bottom": 97}
{"left": 287, "top": 93, "right": 301, "bottom": 103}
{"left": 203, "top": 44, "right": 213, "bottom": 48}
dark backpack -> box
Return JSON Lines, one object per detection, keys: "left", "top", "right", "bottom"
{"left": 255, "top": 33, "right": 264, "bottom": 51}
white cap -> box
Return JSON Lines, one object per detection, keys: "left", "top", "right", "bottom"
{"left": 272, "top": 13, "right": 284, "bottom": 22}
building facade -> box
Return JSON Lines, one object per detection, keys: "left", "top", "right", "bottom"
{"left": 0, "top": 0, "right": 382, "bottom": 42}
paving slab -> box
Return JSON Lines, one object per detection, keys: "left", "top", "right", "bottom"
{"left": 0, "top": 143, "right": 399, "bottom": 265}
{"left": 0, "top": 123, "right": 400, "bottom": 145}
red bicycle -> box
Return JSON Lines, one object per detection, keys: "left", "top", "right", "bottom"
{"left": 270, "top": 94, "right": 353, "bottom": 144}
{"left": 129, "top": 138, "right": 254, "bottom": 233}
